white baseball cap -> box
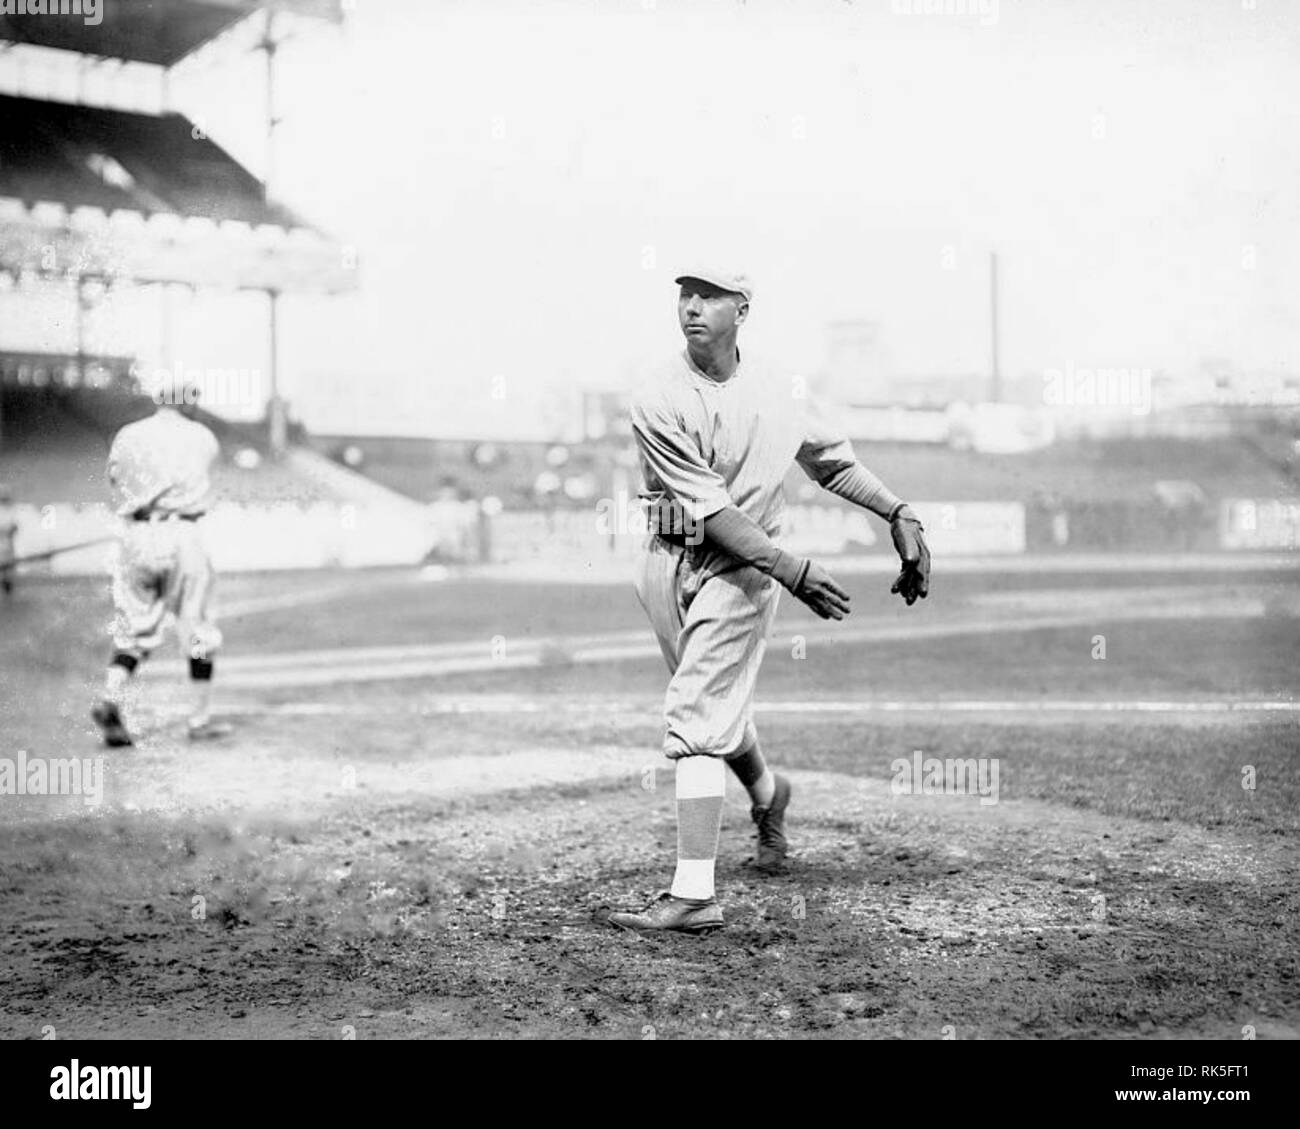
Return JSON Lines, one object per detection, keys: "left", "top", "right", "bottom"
{"left": 674, "top": 269, "right": 753, "bottom": 302}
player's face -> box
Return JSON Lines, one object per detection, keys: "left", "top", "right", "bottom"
{"left": 678, "top": 280, "right": 748, "bottom": 346}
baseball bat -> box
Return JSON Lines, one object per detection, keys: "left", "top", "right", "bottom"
{"left": 4, "top": 536, "right": 115, "bottom": 567}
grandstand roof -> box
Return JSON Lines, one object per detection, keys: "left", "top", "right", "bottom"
{"left": 0, "top": 1, "right": 342, "bottom": 68}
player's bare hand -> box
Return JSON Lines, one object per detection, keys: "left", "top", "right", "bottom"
{"left": 890, "top": 507, "right": 931, "bottom": 607}
{"left": 794, "top": 560, "right": 851, "bottom": 620}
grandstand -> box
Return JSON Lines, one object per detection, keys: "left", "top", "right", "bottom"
{"left": 309, "top": 433, "right": 629, "bottom": 510}
{"left": 832, "top": 433, "right": 1297, "bottom": 553}
{"left": 814, "top": 434, "right": 1298, "bottom": 508}
{"left": 2, "top": 3, "right": 1294, "bottom": 569}
{"left": 0, "top": 379, "right": 335, "bottom": 507}
{"left": 0, "top": 1, "right": 334, "bottom": 65}
{"left": 0, "top": 0, "right": 440, "bottom": 572}
{"left": 315, "top": 396, "right": 1298, "bottom": 557}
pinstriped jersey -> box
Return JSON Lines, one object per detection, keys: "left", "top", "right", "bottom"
{"left": 629, "top": 349, "right": 858, "bottom": 539}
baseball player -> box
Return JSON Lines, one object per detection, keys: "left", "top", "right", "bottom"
{"left": 608, "top": 269, "right": 930, "bottom": 934}
{"left": 90, "top": 389, "right": 231, "bottom": 747}
{"left": 0, "top": 485, "right": 17, "bottom": 598}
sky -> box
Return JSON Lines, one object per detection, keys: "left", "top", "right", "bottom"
{"left": 4, "top": 0, "right": 1298, "bottom": 437}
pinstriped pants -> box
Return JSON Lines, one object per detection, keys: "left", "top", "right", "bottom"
{"left": 633, "top": 535, "right": 781, "bottom": 760}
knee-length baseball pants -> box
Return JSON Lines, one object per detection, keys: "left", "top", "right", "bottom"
{"left": 110, "top": 519, "right": 223, "bottom": 663}
{"left": 633, "top": 536, "right": 780, "bottom": 760}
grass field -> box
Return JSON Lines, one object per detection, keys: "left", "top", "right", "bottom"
{"left": 0, "top": 562, "right": 1297, "bottom": 1039}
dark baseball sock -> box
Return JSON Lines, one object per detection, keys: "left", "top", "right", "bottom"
{"left": 726, "top": 741, "right": 776, "bottom": 808}
{"left": 188, "top": 657, "right": 215, "bottom": 727}
{"left": 103, "top": 651, "right": 140, "bottom": 705}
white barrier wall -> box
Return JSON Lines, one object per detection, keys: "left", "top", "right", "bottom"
{"left": 7, "top": 505, "right": 117, "bottom": 575}
{"left": 1220, "top": 499, "right": 1300, "bottom": 551}
{"left": 10, "top": 502, "right": 439, "bottom": 575}
{"left": 904, "top": 502, "right": 1027, "bottom": 557}
{"left": 483, "top": 501, "right": 1027, "bottom": 564}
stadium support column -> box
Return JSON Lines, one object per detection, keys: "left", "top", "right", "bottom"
{"left": 260, "top": 11, "right": 287, "bottom": 455}
{"left": 158, "top": 282, "right": 173, "bottom": 380}
{"left": 989, "top": 250, "right": 1002, "bottom": 403}
{"left": 75, "top": 276, "right": 87, "bottom": 384}
{"left": 267, "top": 289, "right": 287, "bottom": 455}
{"left": 260, "top": 9, "right": 280, "bottom": 201}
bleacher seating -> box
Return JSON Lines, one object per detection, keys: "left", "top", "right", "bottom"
{"left": 315, "top": 427, "right": 1294, "bottom": 518}
{"left": 307, "top": 435, "right": 619, "bottom": 508}
{"left": 794, "top": 435, "right": 1298, "bottom": 504}
{"left": 0, "top": 381, "right": 334, "bottom": 507}
{"left": 0, "top": 94, "right": 305, "bottom": 228}
{"left": 0, "top": 384, "right": 109, "bottom": 503}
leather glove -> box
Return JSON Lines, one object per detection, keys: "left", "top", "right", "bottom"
{"left": 889, "top": 504, "right": 931, "bottom": 606}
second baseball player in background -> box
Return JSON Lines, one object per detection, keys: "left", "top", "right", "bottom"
{"left": 91, "top": 386, "right": 232, "bottom": 747}
{"left": 609, "top": 269, "right": 930, "bottom": 935}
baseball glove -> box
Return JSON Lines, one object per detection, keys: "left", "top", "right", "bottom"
{"left": 889, "top": 505, "right": 930, "bottom": 606}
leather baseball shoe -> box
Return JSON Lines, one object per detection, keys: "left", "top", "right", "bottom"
{"left": 607, "top": 891, "right": 723, "bottom": 934}
{"left": 752, "top": 773, "right": 791, "bottom": 873}
{"left": 91, "top": 700, "right": 133, "bottom": 748}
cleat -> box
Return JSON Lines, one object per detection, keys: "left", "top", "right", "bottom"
{"left": 91, "top": 700, "right": 134, "bottom": 748}
{"left": 607, "top": 891, "right": 723, "bottom": 935}
{"left": 187, "top": 718, "right": 233, "bottom": 742}
{"left": 751, "top": 773, "right": 791, "bottom": 873}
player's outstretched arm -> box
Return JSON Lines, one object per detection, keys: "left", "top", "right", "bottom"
{"left": 701, "top": 506, "right": 850, "bottom": 620}
{"left": 817, "top": 461, "right": 933, "bottom": 606}
{"left": 816, "top": 461, "right": 901, "bottom": 520}
{"left": 795, "top": 397, "right": 932, "bottom": 606}
{"left": 803, "top": 460, "right": 932, "bottom": 607}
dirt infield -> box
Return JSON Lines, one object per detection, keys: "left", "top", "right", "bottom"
{"left": 0, "top": 567, "right": 1296, "bottom": 1039}
{"left": 0, "top": 735, "right": 1296, "bottom": 1040}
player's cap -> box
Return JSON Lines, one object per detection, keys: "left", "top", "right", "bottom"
{"left": 674, "top": 269, "right": 753, "bottom": 302}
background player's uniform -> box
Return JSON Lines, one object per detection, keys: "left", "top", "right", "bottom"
{"left": 631, "top": 348, "right": 863, "bottom": 761}
{"left": 107, "top": 410, "right": 223, "bottom": 665}
{"left": 0, "top": 498, "right": 18, "bottom": 595}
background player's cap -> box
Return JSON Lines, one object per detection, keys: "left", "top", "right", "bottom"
{"left": 674, "top": 269, "right": 753, "bottom": 302}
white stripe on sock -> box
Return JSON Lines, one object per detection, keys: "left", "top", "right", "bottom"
{"left": 675, "top": 755, "right": 726, "bottom": 799}
{"left": 670, "top": 858, "right": 715, "bottom": 901}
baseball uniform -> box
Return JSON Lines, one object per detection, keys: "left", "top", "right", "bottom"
{"left": 608, "top": 270, "right": 928, "bottom": 932}
{"left": 106, "top": 408, "right": 223, "bottom": 663}
{"left": 0, "top": 498, "right": 18, "bottom": 594}
{"left": 630, "top": 348, "right": 863, "bottom": 760}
